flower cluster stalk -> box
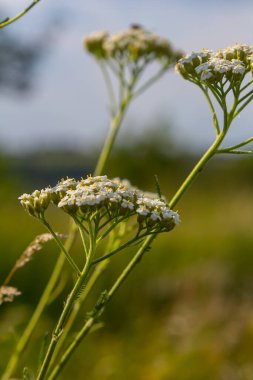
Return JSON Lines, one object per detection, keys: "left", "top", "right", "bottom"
{"left": 47, "top": 235, "right": 155, "bottom": 380}
{"left": 94, "top": 83, "right": 134, "bottom": 176}
{"left": 37, "top": 224, "right": 96, "bottom": 380}
{"left": 0, "top": 0, "right": 41, "bottom": 29}
{"left": 49, "top": 226, "right": 126, "bottom": 365}
{"left": 49, "top": 259, "right": 109, "bottom": 366}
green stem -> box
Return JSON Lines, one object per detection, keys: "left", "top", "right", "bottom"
{"left": 133, "top": 66, "right": 167, "bottom": 99}
{"left": 41, "top": 218, "right": 81, "bottom": 276}
{"left": 94, "top": 89, "right": 133, "bottom": 176}
{"left": 36, "top": 240, "right": 95, "bottom": 380}
{"left": 94, "top": 69, "right": 140, "bottom": 177}
{"left": 96, "top": 215, "right": 129, "bottom": 242}
{"left": 234, "top": 94, "right": 253, "bottom": 117}
{"left": 1, "top": 224, "right": 77, "bottom": 380}
{"left": 237, "top": 88, "right": 253, "bottom": 104}
{"left": 92, "top": 231, "right": 154, "bottom": 265}
{"left": 47, "top": 235, "right": 154, "bottom": 380}
{"left": 48, "top": 230, "right": 122, "bottom": 370}
{"left": 99, "top": 62, "right": 117, "bottom": 116}
{"left": 169, "top": 132, "right": 225, "bottom": 209}
{"left": 198, "top": 85, "right": 220, "bottom": 134}
{"left": 74, "top": 218, "right": 88, "bottom": 259}
{"left": 217, "top": 136, "right": 253, "bottom": 153}
{"left": 240, "top": 79, "right": 253, "bottom": 92}
{"left": 0, "top": 0, "right": 41, "bottom": 28}
{"left": 49, "top": 259, "right": 109, "bottom": 369}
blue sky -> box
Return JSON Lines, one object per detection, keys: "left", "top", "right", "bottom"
{"left": 1, "top": 0, "right": 253, "bottom": 152}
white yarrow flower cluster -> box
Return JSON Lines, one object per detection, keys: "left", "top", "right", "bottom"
{"left": 19, "top": 176, "right": 180, "bottom": 232}
{"left": 176, "top": 43, "right": 253, "bottom": 84}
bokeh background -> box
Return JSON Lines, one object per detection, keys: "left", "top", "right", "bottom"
{"left": 1, "top": 1, "right": 253, "bottom": 379}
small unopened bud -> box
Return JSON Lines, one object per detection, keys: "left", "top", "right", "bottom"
{"left": 84, "top": 31, "right": 108, "bottom": 59}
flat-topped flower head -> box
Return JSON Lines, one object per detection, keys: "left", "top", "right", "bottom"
{"left": 19, "top": 175, "right": 180, "bottom": 233}
{"left": 84, "top": 26, "right": 181, "bottom": 67}
{"left": 176, "top": 44, "right": 253, "bottom": 87}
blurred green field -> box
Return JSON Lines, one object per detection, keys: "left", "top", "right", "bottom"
{"left": 1, "top": 144, "right": 253, "bottom": 380}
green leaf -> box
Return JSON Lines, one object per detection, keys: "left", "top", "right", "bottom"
{"left": 23, "top": 367, "right": 35, "bottom": 380}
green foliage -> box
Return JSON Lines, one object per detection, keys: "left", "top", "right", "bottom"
{"left": 1, "top": 150, "right": 253, "bottom": 379}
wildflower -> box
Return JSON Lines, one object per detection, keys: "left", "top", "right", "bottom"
{"left": 176, "top": 43, "right": 253, "bottom": 86}
{"left": 19, "top": 176, "right": 180, "bottom": 233}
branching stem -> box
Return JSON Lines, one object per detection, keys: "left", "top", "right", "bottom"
{"left": 0, "top": 0, "right": 41, "bottom": 28}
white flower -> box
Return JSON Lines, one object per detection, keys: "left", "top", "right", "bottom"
{"left": 232, "top": 64, "right": 245, "bottom": 75}
{"left": 110, "top": 194, "right": 122, "bottom": 203}
{"left": 172, "top": 212, "right": 181, "bottom": 225}
{"left": 136, "top": 206, "right": 150, "bottom": 216}
{"left": 121, "top": 199, "right": 134, "bottom": 210}
{"left": 201, "top": 70, "right": 213, "bottom": 80}
{"left": 150, "top": 211, "right": 161, "bottom": 221}
{"left": 195, "top": 63, "right": 209, "bottom": 74}
{"left": 161, "top": 208, "right": 174, "bottom": 219}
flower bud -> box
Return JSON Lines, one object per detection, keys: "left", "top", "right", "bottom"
{"left": 84, "top": 31, "right": 108, "bottom": 59}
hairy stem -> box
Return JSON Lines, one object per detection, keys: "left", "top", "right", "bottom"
{"left": 37, "top": 238, "right": 95, "bottom": 380}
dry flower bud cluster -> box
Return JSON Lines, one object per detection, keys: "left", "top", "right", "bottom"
{"left": 16, "top": 233, "right": 65, "bottom": 269}
{"left": 19, "top": 176, "right": 180, "bottom": 233}
{"left": 176, "top": 44, "right": 253, "bottom": 85}
{"left": 0, "top": 286, "right": 21, "bottom": 305}
{"left": 84, "top": 26, "right": 181, "bottom": 66}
